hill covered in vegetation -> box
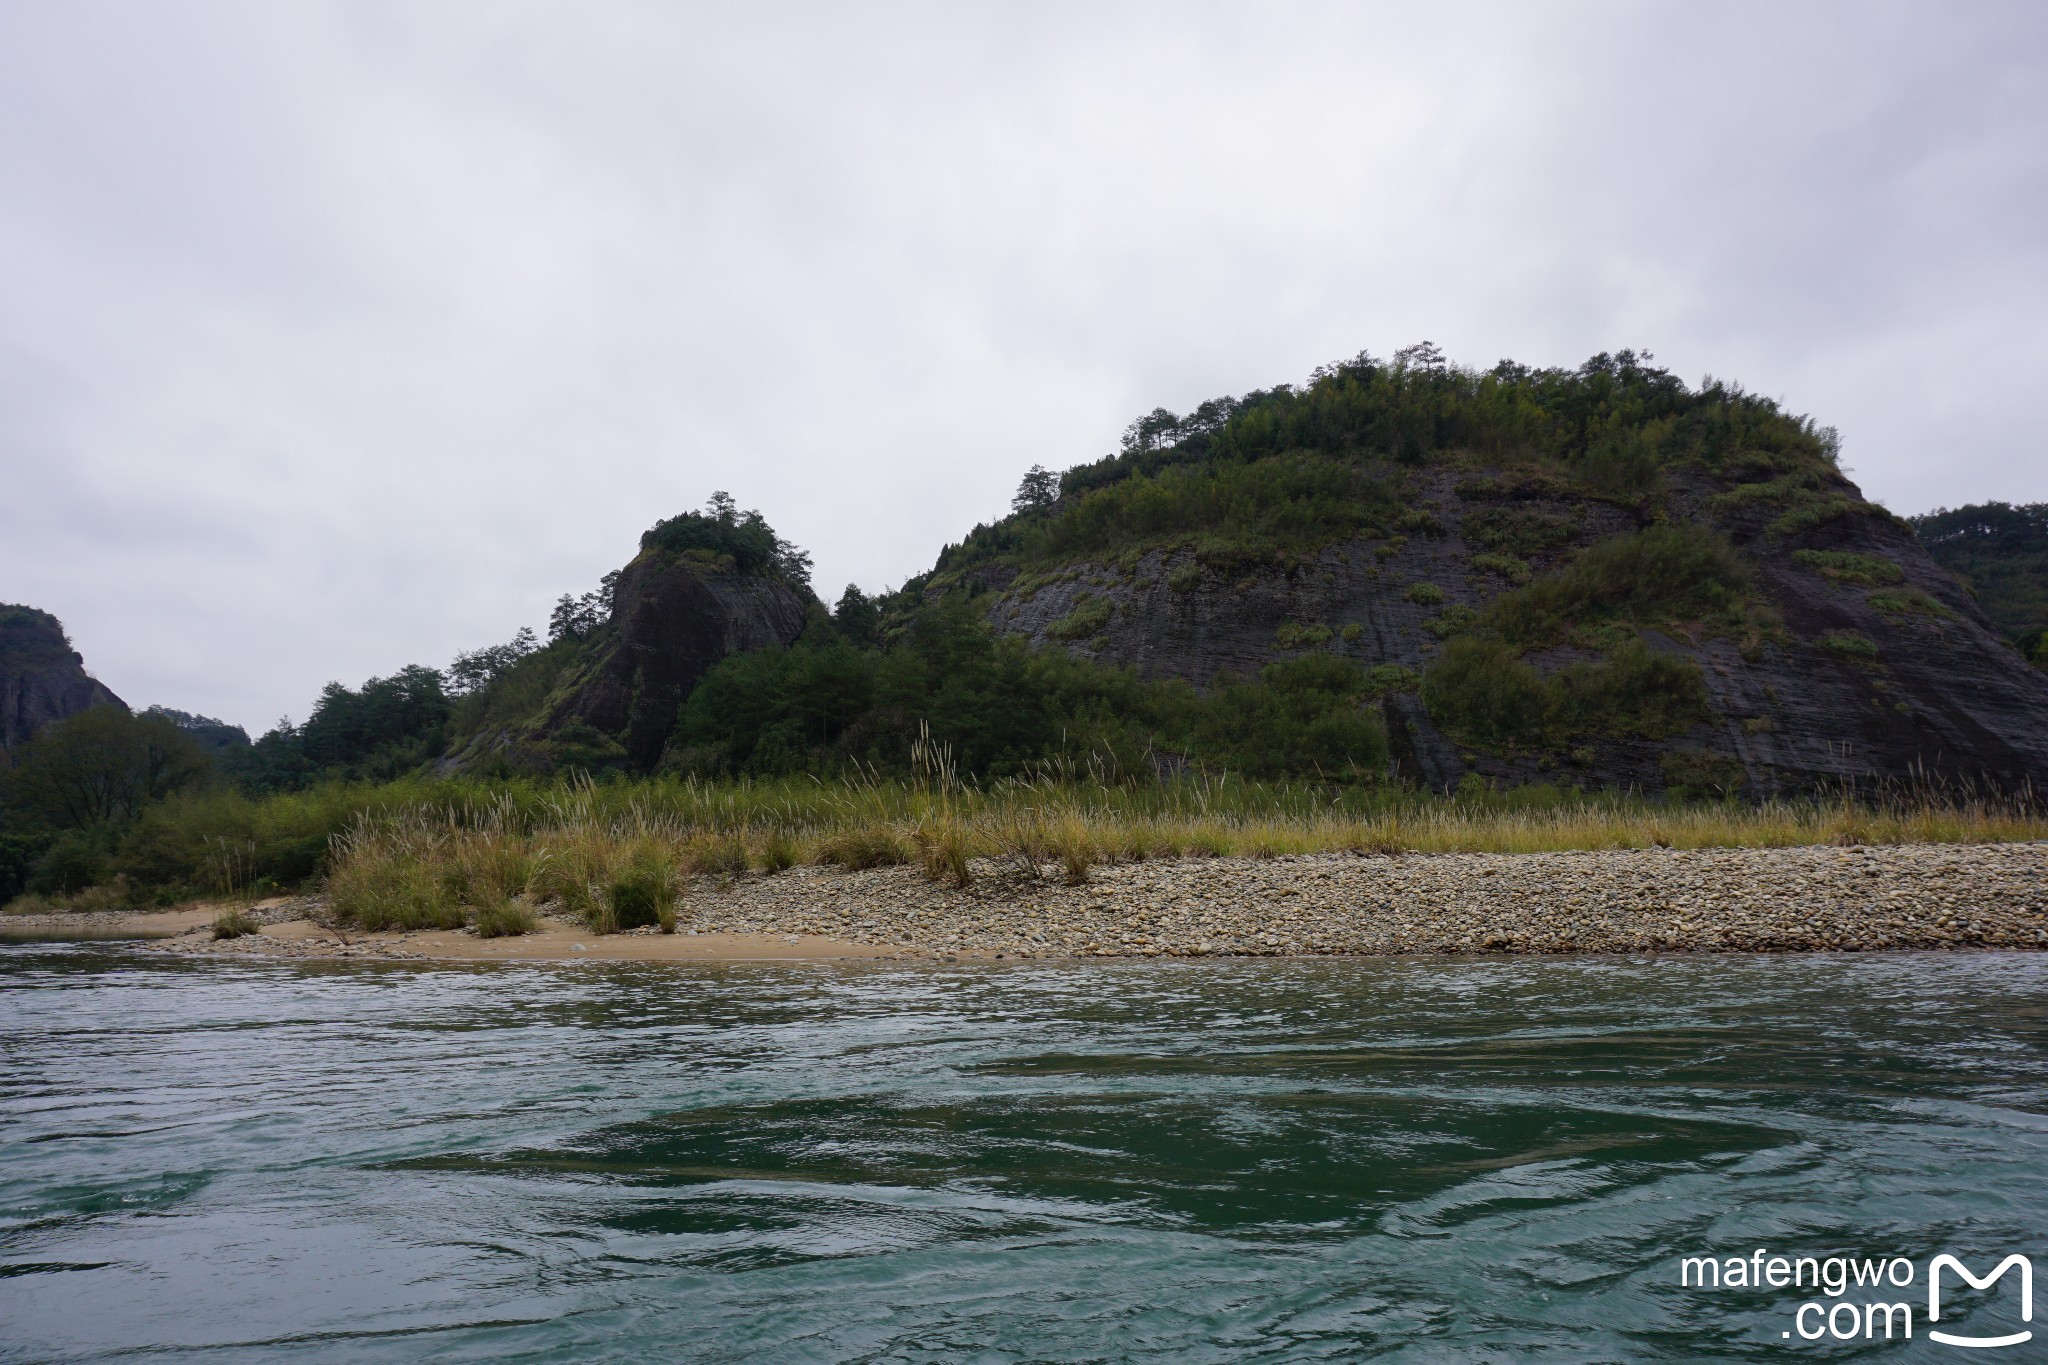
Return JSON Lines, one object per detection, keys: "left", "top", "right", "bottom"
{"left": 1908, "top": 502, "right": 2048, "bottom": 666}
{"left": 920, "top": 345, "right": 2048, "bottom": 796}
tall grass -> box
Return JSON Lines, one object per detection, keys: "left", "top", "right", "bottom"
{"left": 310, "top": 770, "right": 2045, "bottom": 931}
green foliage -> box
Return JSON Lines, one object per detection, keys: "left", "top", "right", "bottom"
{"left": 1551, "top": 640, "right": 1711, "bottom": 738}
{"left": 1193, "top": 654, "right": 1387, "bottom": 780}
{"left": 2, "top": 708, "right": 208, "bottom": 830}
{"left": 1048, "top": 596, "right": 1113, "bottom": 641}
{"left": 1339, "top": 623, "right": 1365, "bottom": 644}
{"left": 640, "top": 491, "right": 812, "bottom": 588}
{"left": 473, "top": 899, "right": 538, "bottom": 937}
{"left": 1911, "top": 501, "right": 2048, "bottom": 641}
{"left": 1482, "top": 524, "right": 1749, "bottom": 649}
{"left": 1423, "top": 636, "right": 1709, "bottom": 748}
{"left": 1867, "top": 590, "right": 1949, "bottom": 622}
{"left": 1462, "top": 505, "right": 1578, "bottom": 557}
{"left": 1661, "top": 749, "right": 1747, "bottom": 800}
{"left": 1770, "top": 493, "right": 1874, "bottom": 538}
{"left": 290, "top": 665, "right": 450, "bottom": 778}
{"left": 1466, "top": 552, "right": 1532, "bottom": 585}
{"left": 1793, "top": 549, "right": 1903, "bottom": 587}
{"left": 1423, "top": 606, "right": 1479, "bottom": 638}
{"left": 996, "top": 452, "right": 1402, "bottom": 570}
{"left": 1274, "top": 621, "right": 1333, "bottom": 649}
{"left": 1820, "top": 630, "right": 1879, "bottom": 658}
{"left": 608, "top": 864, "right": 673, "bottom": 931}
{"left": 1167, "top": 562, "right": 1203, "bottom": 593}
{"left": 1404, "top": 582, "right": 1446, "bottom": 606}
{"left": 211, "top": 908, "right": 260, "bottom": 940}
{"left": 1420, "top": 637, "right": 1550, "bottom": 747}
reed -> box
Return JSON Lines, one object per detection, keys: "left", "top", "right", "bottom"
{"left": 296, "top": 769, "right": 2047, "bottom": 934}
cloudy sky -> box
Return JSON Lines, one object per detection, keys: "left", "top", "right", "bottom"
{"left": 3, "top": 1, "right": 2043, "bottom": 732}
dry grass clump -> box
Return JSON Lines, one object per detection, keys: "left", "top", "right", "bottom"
{"left": 308, "top": 771, "right": 2047, "bottom": 935}
{"left": 211, "top": 907, "right": 261, "bottom": 939}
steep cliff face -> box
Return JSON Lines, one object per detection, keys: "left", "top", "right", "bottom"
{"left": 0, "top": 605, "right": 125, "bottom": 754}
{"left": 933, "top": 352, "right": 2048, "bottom": 797}
{"left": 546, "top": 551, "right": 814, "bottom": 769}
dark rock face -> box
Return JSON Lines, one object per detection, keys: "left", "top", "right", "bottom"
{"left": 0, "top": 605, "right": 125, "bottom": 754}
{"left": 549, "top": 554, "right": 813, "bottom": 769}
{"left": 982, "top": 468, "right": 2048, "bottom": 796}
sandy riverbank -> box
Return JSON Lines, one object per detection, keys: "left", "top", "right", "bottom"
{"left": 28, "top": 839, "right": 2029, "bottom": 963}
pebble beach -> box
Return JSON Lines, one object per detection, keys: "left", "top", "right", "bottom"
{"left": 80, "top": 839, "right": 2048, "bottom": 962}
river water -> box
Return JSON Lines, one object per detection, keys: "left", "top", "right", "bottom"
{"left": 1, "top": 944, "right": 2043, "bottom": 1361}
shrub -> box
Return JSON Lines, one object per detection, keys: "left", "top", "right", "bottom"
{"left": 1820, "top": 629, "right": 1879, "bottom": 658}
{"left": 608, "top": 865, "right": 673, "bottom": 931}
{"left": 211, "top": 908, "right": 260, "bottom": 940}
{"left": 1404, "top": 582, "right": 1446, "bottom": 606}
{"left": 1421, "top": 636, "right": 1552, "bottom": 747}
{"left": 1661, "top": 749, "right": 1747, "bottom": 800}
{"left": 473, "top": 899, "right": 539, "bottom": 938}
{"left": 817, "top": 827, "right": 909, "bottom": 870}
{"left": 687, "top": 836, "right": 749, "bottom": 878}
{"left": 1462, "top": 505, "right": 1578, "bottom": 556}
{"left": 1339, "top": 623, "right": 1364, "bottom": 644}
{"left": 1867, "top": 590, "right": 1949, "bottom": 621}
{"left": 1793, "top": 549, "right": 1902, "bottom": 587}
{"left": 1423, "top": 606, "right": 1479, "bottom": 639}
{"left": 1484, "top": 523, "right": 1749, "bottom": 648}
{"left": 1048, "top": 596, "right": 1112, "bottom": 641}
{"left": 1275, "top": 621, "right": 1334, "bottom": 649}
{"left": 1167, "top": 562, "right": 1203, "bottom": 592}
{"left": 1467, "top": 552, "right": 1532, "bottom": 585}
{"left": 1552, "top": 640, "right": 1711, "bottom": 738}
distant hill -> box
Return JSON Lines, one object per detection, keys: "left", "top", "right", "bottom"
{"left": 0, "top": 605, "right": 125, "bottom": 753}
{"left": 923, "top": 346, "right": 2048, "bottom": 795}
{"left": 1908, "top": 502, "right": 2048, "bottom": 664}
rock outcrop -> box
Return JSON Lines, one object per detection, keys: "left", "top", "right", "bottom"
{"left": 971, "top": 466, "right": 2048, "bottom": 797}
{"left": 546, "top": 551, "right": 814, "bottom": 769}
{"left": 0, "top": 605, "right": 125, "bottom": 754}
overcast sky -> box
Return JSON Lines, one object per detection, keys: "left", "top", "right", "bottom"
{"left": 3, "top": 1, "right": 2043, "bottom": 733}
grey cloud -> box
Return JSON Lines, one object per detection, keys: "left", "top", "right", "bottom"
{"left": 1, "top": 0, "right": 2042, "bottom": 730}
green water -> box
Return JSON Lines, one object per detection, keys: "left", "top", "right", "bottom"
{"left": 0, "top": 946, "right": 2042, "bottom": 1361}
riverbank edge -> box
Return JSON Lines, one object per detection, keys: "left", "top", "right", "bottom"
{"left": 5, "top": 839, "right": 2039, "bottom": 963}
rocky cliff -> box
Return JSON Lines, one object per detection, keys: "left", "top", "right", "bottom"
{"left": 545, "top": 549, "right": 815, "bottom": 769}
{"left": 0, "top": 605, "right": 125, "bottom": 754}
{"left": 930, "top": 352, "right": 2048, "bottom": 797}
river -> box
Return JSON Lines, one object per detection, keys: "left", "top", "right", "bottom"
{"left": 2, "top": 944, "right": 2043, "bottom": 1360}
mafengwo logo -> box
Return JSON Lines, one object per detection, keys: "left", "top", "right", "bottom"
{"left": 1678, "top": 1249, "right": 2033, "bottom": 1347}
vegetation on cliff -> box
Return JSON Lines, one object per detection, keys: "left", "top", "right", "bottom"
{"left": 1909, "top": 501, "right": 2048, "bottom": 666}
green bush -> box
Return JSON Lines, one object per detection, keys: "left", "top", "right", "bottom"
{"left": 607, "top": 865, "right": 672, "bottom": 931}
{"left": 1404, "top": 582, "right": 1446, "bottom": 606}
{"left": 1467, "top": 552, "right": 1531, "bottom": 585}
{"left": 1047, "top": 596, "right": 1112, "bottom": 641}
{"left": 1462, "top": 505, "right": 1578, "bottom": 556}
{"left": 1275, "top": 621, "right": 1334, "bottom": 649}
{"left": 1552, "top": 640, "right": 1711, "bottom": 738}
{"left": 818, "top": 828, "right": 910, "bottom": 870}
{"left": 1661, "top": 749, "right": 1747, "bottom": 800}
{"left": 1484, "top": 523, "right": 1750, "bottom": 648}
{"left": 1425, "top": 636, "right": 1710, "bottom": 748}
{"left": 1421, "top": 637, "right": 1552, "bottom": 747}
{"left": 1820, "top": 630, "right": 1879, "bottom": 658}
{"left": 1792, "top": 549, "right": 1902, "bottom": 587}
{"left": 1867, "top": 590, "right": 1949, "bottom": 621}
{"left": 473, "top": 899, "right": 538, "bottom": 937}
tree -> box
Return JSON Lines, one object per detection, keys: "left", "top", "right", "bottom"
{"left": 834, "top": 584, "right": 880, "bottom": 645}
{"left": 1012, "top": 465, "right": 1059, "bottom": 516}
{"left": 447, "top": 627, "right": 539, "bottom": 695}
{"left": 1, "top": 707, "right": 208, "bottom": 830}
